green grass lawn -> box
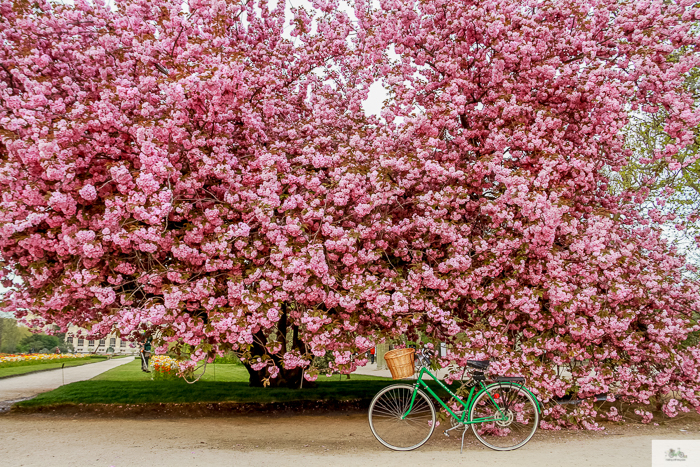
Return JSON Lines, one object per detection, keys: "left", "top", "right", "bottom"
{"left": 93, "top": 360, "right": 391, "bottom": 383}
{"left": 16, "top": 360, "right": 452, "bottom": 408}
{"left": 0, "top": 357, "right": 109, "bottom": 379}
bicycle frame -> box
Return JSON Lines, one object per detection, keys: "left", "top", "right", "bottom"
{"left": 402, "top": 366, "right": 507, "bottom": 424}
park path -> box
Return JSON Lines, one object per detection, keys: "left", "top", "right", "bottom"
{"left": 353, "top": 361, "right": 450, "bottom": 379}
{"left": 0, "top": 357, "right": 134, "bottom": 410}
{"left": 0, "top": 413, "right": 698, "bottom": 467}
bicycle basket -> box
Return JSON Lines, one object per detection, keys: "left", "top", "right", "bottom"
{"left": 384, "top": 348, "right": 415, "bottom": 379}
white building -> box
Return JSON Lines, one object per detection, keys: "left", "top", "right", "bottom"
{"left": 65, "top": 325, "right": 136, "bottom": 355}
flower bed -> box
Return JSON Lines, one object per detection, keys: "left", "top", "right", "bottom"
{"left": 151, "top": 355, "right": 181, "bottom": 380}
{"left": 0, "top": 353, "right": 93, "bottom": 368}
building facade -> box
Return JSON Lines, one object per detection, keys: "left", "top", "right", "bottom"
{"left": 65, "top": 325, "right": 136, "bottom": 355}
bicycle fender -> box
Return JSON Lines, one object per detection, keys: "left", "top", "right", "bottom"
{"left": 480, "top": 381, "right": 542, "bottom": 414}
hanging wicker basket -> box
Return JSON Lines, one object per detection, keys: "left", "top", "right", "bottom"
{"left": 384, "top": 348, "right": 415, "bottom": 380}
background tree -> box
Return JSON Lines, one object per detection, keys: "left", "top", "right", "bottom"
{"left": 0, "top": 317, "right": 30, "bottom": 353}
{"left": 16, "top": 332, "right": 71, "bottom": 354}
{"left": 614, "top": 62, "right": 700, "bottom": 270}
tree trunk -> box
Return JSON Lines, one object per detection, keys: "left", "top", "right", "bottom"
{"left": 243, "top": 303, "right": 314, "bottom": 388}
{"left": 245, "top": 364, "right": 305, "bottom": 388}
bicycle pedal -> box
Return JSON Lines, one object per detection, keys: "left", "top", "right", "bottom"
{"left": 443, "top": 430, "right": 450, "bottom": 437}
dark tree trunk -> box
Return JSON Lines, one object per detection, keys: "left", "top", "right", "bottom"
{"left": 243, "top": 303, "right": 313, "bottom": 388}
{"left": 245, "top": 363, "right": 304, "bottom": 388}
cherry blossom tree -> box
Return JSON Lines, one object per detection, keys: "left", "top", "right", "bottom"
{"left": 0, "top": 0, "right": 383, "bottom": 387}
{"left": 1, "top": 0, "right": 700, "bottom": 427}
{"left": 362, "top": 0, "right": 700, "bottom": 426}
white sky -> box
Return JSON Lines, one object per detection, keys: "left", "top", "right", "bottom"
{"left": 280, "top": 0, "right": 388, "bottom": 116}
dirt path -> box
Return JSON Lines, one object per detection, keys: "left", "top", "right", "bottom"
{"left": 1, "top": 412, "right": 698, "bottom": 467}
{"left": 0, "top": 357, "right": 134, "bottom": 411}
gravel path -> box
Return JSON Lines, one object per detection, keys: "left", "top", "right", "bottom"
{"left": 0, "top": 413, "right": 698, "bottom": 467}
{"left": 2, "top": 359, "right": 698, "bottom": 466}
{"left": 0, "top": 357, "right": 134, "bottom": 410}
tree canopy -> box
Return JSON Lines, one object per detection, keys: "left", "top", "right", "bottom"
{"left": 1, "top": 0, "right": 700, "bottom": 427}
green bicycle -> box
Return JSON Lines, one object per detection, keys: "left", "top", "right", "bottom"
{"left": 368, "top": 349, "right": 540, "bottom": 452}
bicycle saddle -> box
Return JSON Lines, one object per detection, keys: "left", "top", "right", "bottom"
{"left": 493, "top": 375, "right": 525, "bottom": 383}
{"left": 466, "top": 360, "right": 490, "bottom": 370}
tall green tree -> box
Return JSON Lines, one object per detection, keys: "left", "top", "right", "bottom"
{"left": 0, "top": 317, "right": 30, "bottom": 353}
{"left": 615, "top": 58, "right": 700, "bottom": 271}
{"left": 16, "top": 333, "right": 71, "bottom": 354}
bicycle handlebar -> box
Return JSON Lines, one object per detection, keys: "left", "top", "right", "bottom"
{"left": 415, "top": 348, "right": 434, "bottom": 368}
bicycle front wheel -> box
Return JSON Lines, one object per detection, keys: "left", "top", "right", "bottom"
{"left": 470, "top": 383, "right": 539, "bottom": 451}
{"left": 368, "top": 384, "right": 436, "bottom": 451}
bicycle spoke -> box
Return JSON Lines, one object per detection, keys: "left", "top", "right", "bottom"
{"left": 369, "top": 384, "right": 436, "bottom": 451}
{"left": 379, "top": 396, "right": 400, "bottom": 417}
{"left": 470, "top": 384, "right": 538, "bottom": 451}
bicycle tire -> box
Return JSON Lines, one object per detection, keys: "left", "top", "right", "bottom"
{"left": 470, "top": 382, "right": 539, "bottom": 451}
{"left": 368, "top": 384, "right": 436, "bottom": 451}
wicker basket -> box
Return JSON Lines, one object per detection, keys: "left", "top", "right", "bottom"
{"left": 384, "top": 348, "right": 416, "bottom": 380}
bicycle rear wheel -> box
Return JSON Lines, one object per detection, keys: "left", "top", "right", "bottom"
{"left": 470, "top": 383, "right": 539, "bottom": 451}
{"left": 368, "top": 384, "right": 436, "bottom": 451}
